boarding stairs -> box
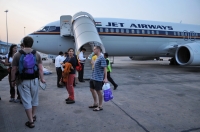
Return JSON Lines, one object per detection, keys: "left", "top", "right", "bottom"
{"left": 60, "top": 12, "right": 105, "bottom": 79}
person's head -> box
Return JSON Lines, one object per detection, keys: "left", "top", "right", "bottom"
{"left": 8, "top": 44, "right": 17, "bottom": 57}
{"left": 64, "top": 52, "right": 68, "bottom": 57}
{"left": 23, "top": 36, "right": 34, "bottom": 48}
{"left": 104, "top": 53, "right": 108, "bottom": 58}
{"left": 59, "top": 51, "right": 63, "bottom": 55}
{"left": 81, "top": 48, "right": 86, "bottom": 53}
{"left": 20, "top": 43, "right": 25, "bottom": 50}
{"left": 93, "top": 46, "right": 102, "bottom": 55}
{"left": 67, "top": 48, "right": 74, "bottom": 57}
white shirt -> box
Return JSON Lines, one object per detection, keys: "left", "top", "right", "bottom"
{"left": 6, "top": 54, "right": 13, "bottom": 63}
{"left": 55, "top": 55, "right": 63, "bottom": 67}
{"left": 78, "top": 51, "right": 86, "bottom": 63}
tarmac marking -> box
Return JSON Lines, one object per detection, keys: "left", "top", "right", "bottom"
{"left": 180, "top": 127, "right": 200, "bottom": 132}
{"left": 111, "top": 100, "right": 150, "bottom": 132}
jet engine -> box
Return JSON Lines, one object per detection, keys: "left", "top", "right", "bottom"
{"left": 175, "top": 42, "right": 200, "bottom": 65}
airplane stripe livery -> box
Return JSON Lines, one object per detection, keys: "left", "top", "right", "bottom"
{"left": 29, "top": 12, "right": 200, "bottom": 66}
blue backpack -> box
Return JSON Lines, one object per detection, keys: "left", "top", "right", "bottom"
{"left": 18, "top": 50, "right": 39, "bottom": 79}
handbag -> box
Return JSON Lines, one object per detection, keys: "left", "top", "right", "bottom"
{"left": 76, "top": 60, "right": 82, "bottom": 71}
{"left": 102, "top": 83, "right": 113, "bottom": 102}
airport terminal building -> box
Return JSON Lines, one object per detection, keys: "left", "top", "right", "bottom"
{"left": 0, "top": 40, "right": 19, "bottom": 55}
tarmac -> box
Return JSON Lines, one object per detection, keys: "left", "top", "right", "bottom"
{"left": 0, "top": 57, "right": 200, "bottom": 132}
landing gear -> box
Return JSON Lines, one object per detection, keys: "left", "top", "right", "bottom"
{"left": 169, "top": 57, "right": 179, "bottom": 65}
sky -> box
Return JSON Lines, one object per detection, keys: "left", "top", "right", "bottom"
{"left": 0, "top": 0, "right": 200, "bottom": 44}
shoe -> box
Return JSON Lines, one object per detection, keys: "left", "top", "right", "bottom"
{"left": 9, "top": 98, "right": 15, "bottom": 102}
{"left": 93, "top": 107, "right": 103, "bottom": 111}
{"left": 79, "top": 80, "right": 85, "bottom": 82}
{"left": 14, "top": 99, "right": 21, "bottom": 103}
{"left": 114, "top": 85, "right": 118, "bottom": 90}
{"left": 66, "top": 99, "right": 75, "bottom": 104}
{"left": 25, "top": 121, "right": 35, "bottom": 128}
{"left": 57, "top": 86, "right": 64, "bottom": 88}
{"left": 65, "top": 98, "right": 69, "bottom": 101}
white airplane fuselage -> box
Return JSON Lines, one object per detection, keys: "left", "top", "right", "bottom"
{"left": 29, "top": 16, "right": 200, "bottom": 65}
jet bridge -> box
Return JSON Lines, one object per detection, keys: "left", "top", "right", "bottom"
{"left": 60, "top": 12, "right": 105, "bottom": 52}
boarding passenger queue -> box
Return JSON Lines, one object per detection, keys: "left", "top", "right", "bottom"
{"left": 0, "top": 36, "right": 119, "bottom": 129}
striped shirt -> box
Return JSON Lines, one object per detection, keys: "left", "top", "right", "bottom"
{"left": 91, "top": 55, "right": 107, "bottom": 81}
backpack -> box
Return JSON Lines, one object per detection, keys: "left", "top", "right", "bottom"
{"left": 18, "top": 50, "right": 39, "bottom": 80}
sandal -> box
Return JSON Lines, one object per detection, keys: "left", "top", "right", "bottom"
{"left": 93, "top": 107, "right": 103, "bottom": 111}
{"left": 88, "top": 104, "right": 98, "bottom": 108}
{"left": 33, "top": 115, "right": 36, "bottom": 122}
{"left": 25, "top": 121, "right": 35, "bottom": 128}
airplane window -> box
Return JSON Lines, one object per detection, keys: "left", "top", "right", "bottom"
{"left": 131, "top": 30, "right": 135, "bottom": 34}
{"left": 116, "top": 29, "right": 119, "bottom": 33}
{"left": 110, "top": 29, "right": 114, "bottom": 33}
{"left": 41, "top": 26, "right": 50, "bottom": 32}
{"left": 151, "top": 31, "right": 154, "bottom": 34}
{"left": 100, "top": 28, "right": 103, "bottom": 32}
{"left": 137, "top": 30, "right": 140, "bottom": 34}
{"left": 181, "top": 32, "right": 184, "bottom": 36}
{"left": 121, "top": 29, "right": 124, "bottom": 33}
{"left": 142, "top": 30, "right": 145, "bottom": 34}
{"left": 37, "top": 26, "right": 44, "bottom": 31}
{"left": 147, "top": 30, "right": 150, "bottom": 34}
{"left": 165, "top": 31, "right": 168, "bottom": 35}
{"left": 126, "top": 29, "right": 129, "bottom": 33}
{"left": 48, "top": 26, "right": 56, "bottom": 32}
{"left": 105, "top": 28, "right": 109, "bottom": 32}
{"left": 174, "top": 32, "right": 176, "bottom": 36}
{"left": 156, "top": 31, "right": 159, "bottom": 35}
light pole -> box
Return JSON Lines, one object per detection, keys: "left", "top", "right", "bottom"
{"left": 4, "top": 10, "right": 8, "bottom": 53}
{"left": 24, "top": 27, "right": 26, "bottom": 36}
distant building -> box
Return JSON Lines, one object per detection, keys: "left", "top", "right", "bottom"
{"left": 0, "top": 40, "right": 19, "bottom": 54}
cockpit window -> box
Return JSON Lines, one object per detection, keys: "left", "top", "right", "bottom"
{"left": 37, "top": 26, "right": 50, "bottom": 32}
{"left": 42, "top": 26, "right": 50, "bottom": 32}
{"left": 48, "top": 26, "right": 56, "bottom": 31}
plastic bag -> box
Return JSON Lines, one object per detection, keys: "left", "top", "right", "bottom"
{"left": 102, "top": 83, "right": 113, "bottom": 102}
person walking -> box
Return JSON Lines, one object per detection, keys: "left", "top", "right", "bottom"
{"left": 104, "top": 53, "right": 118, "bottom": 90}
{"left": 89, "top": 46, "right": 108, "bottom": 111}
{"left": 11, "top": 36, "right": 45, "bottom": 128}
{"left": 55, "top": 51, "right": 64, "bottom": 88}
{"left": 4, "top": 44, "right": 21, "bottom": 102}
{"left": 62, "top": 48, "right": 77, "bottom": 104}
{"left": 78, "top": 48, "right": 86, "bottom": 82}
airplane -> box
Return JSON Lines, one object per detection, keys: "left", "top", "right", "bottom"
{"left": 28, "top": 11, "right": 200, "bottom": 66}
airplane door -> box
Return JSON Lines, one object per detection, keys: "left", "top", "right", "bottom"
{"left": 60, "top": 15, "right": 72, "bottom": 37}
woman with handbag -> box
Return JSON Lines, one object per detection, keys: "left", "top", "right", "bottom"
{"left": 5, "top": 44, "right": 21, "bottom": 103}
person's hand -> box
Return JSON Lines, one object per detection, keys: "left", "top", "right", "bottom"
{"left": 103, "top": 78, "right": 108, "bottom": 83}
{"left": 40, "top": 79, "right": 46, "bottom": 83}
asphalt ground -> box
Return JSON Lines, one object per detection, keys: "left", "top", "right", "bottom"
{"left": 0, "top": 57, "right": 200, "bottom": 132}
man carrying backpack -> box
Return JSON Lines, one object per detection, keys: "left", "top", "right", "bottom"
{"left": 11, "top": 36, "right": 46, "bottom": 128}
